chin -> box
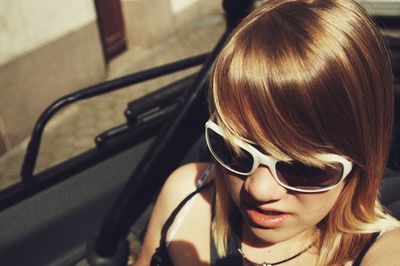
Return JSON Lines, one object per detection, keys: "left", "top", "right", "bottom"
{"left": 244, "top": 221, "right": 297, "bottom": 246}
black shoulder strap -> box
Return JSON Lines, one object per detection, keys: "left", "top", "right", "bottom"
{"left": 159, "top": 180, "right": 214, "bottom": 248}
{"left": 151, "top": 180, "right": 214, "bottom": 266}
{"left": 352, "top": 232, "right": 380, "bottom": 266}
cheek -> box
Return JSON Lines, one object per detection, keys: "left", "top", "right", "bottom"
{"left": 223, "top": 173, "right": 244, "bottom": 206}
{"left": 296, "top": 183, "right": 344, "bottom": 224}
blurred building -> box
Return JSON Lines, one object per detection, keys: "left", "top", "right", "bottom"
{"left": 0, "top": 0, "right": 219, "bottom": 155}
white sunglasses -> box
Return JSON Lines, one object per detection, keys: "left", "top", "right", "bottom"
{"left": 205, "top": 120, "right": 353, "bottom": 193}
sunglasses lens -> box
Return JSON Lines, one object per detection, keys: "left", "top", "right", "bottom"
{"left": 276, "top": 161, "right": 343, "bottom": 190}
{"left": 206, "top": 128, "right": 254, "bottom": 174}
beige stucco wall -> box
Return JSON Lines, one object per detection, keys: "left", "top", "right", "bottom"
{"left": 122, "top": 0, "right": 220, "bottom": 48}
{"left": 170, "top": 0, "right": 199, "bottom": 14}
{"left": 0, "top": 0, "right": 220, "bottom": 154}
{"left": 0, "top": 0, "right": 105, "bottom": 151}
{"left": 0, "top": 0, "right": 97, "bottom": 66}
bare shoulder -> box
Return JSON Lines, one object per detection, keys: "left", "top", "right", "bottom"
{"left": 154, "top": 162, "right": 214, "bottom": 227}
{"left": 132, "top": 162, "right": 212, "bottom": 266}
{"left": 361, "top": 228, "right": 400, "bottom": 266}
{"left": 151, "top": 162, "right": 212, "bottom": 224}
{"left": 163, "top": 162, "right": 212, "bottom": 197}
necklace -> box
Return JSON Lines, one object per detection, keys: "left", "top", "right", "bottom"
{"left": 237, "top": 242, "right": 315, "bottom": 266}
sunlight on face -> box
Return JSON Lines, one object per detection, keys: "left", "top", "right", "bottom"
{"left": 224, "top": 166, "right": 345, "bottom": 245}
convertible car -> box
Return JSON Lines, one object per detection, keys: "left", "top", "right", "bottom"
{"left": 0, "top": 1, "right": 399, "bottom": 265}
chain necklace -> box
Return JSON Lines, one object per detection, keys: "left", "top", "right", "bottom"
{"left": 237, "top": 242, "right": 315, "bottom": 266}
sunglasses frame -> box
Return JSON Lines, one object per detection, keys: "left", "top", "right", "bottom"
{"left": 205, "top": 120, "right": 353, "bottom": 193}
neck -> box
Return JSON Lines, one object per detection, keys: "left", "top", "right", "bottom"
{"left": 241, "top": 227, "right": 318, "bottom": 264}
{"left": 239, "top": 241, "right": 315, "bottom": 266}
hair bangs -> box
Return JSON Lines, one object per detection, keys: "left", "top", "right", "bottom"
{"left": 211, "top": 9, "right": 349, "bottom": 167}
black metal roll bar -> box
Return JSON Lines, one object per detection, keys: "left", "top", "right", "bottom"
{"left": 87, "top": 1, "right": 255, "bottom": 265}
{"left": 20, "top": 53, "right": 209, "bottom": 180}
{"left": 94, "top": 74, "right": 196, "bottom": 146}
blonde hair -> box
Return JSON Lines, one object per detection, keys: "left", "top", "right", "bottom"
{"left": 209, "top": 0, "right": 400, "bottom": 265}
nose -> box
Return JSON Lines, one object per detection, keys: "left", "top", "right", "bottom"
{"left": 244, "top": 166, "right": 288, "bottom": 202}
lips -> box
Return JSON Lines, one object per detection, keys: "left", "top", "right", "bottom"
{"left": 243, "top": 205, "right": 290, "bottom": 229}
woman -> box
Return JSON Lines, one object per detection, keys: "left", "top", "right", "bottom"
{"left": 134, "top": 0, "right": 400, "bottom": 265}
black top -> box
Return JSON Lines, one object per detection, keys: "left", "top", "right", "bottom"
{"left": 150, "top": 179, "right": 381, "bottom": 266}
{"left": 352, "top": 232, "right": 380, "bottom": 266}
